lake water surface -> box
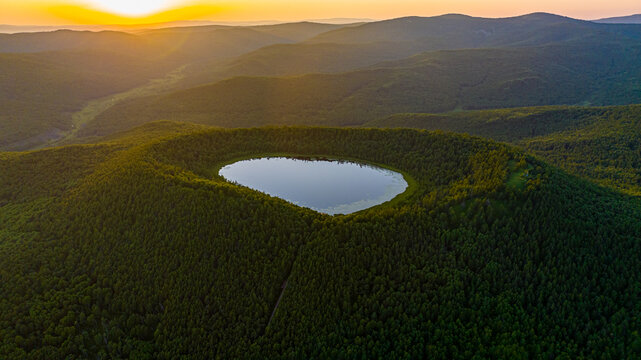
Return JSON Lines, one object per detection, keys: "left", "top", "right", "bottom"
{"left": 219, "top": 157, "right": 408, "bottom": 215}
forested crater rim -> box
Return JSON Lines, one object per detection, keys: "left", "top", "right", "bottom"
{"left": 219, "top": 156, "right": 409, "bottom": 215}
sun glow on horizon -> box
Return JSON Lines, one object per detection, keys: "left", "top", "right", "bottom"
{"left": 0, "top": 0, "right": 640, "bottom": 26}
{"left": 83, "top": 0, "right": 178, "bottom": 17}
{"left": 41, "top": 2, "right": 228, "bottom": 25}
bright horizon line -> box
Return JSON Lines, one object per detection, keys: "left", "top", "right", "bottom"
{"left": 0, "top": 11, "right": 638, "bottom": 28}
{"left": 2, "top": 0, "right": 641, "bottom": 27}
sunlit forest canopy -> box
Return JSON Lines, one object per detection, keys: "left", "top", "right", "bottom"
{"left": 2, "top": 1, "right": 641, "bottom": 357}
{"left": 1, "top": 125, "right": 641, "bottom": 358}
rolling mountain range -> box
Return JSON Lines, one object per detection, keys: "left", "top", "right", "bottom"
{"left": 0, "top": 22, "right": 344, "bottom": 149}
{"left": 3, "top": 12, "right": 641, "bottom": 150}
{"left": 3, "top": 11, "right": 641, "bottom": 358}
{"left": 83, "top": 39, "right": 641, "bottom": 136}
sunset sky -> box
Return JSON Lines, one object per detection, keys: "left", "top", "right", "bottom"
{"left": 1, "top": 0, "right": 640, "bottom": 25}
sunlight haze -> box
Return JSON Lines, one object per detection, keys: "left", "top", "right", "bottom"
{"left": 83, "top": 0, "right": 178, "bottom": 16}
{"left": 3, "top": 0, "right": 641, "bottom": 356}
{"left": 0, "top": 0, "right": 640, "bottom": 25}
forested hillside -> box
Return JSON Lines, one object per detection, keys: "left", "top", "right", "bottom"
{"left": 178, "top": 12, "right": 640, "bottom": 86}
{"left": 4, "top": 3, "right": 641, "bottom": 359}
{"left": 0, "top": 49, "right": 182, "bottom": 150}
{"left": 4, "top": 12, "right": 641, "bottom": 150}
{"left": 82, "top": 38, "right": 641, "bottom": 138}
{"left": 0, "top": 22, "right": 347, "bottom": 151}
{"left": 1, "top": 126, "right": 641, "bottom": 358}
{"left": 368, "top": 105, "right": 641, "bottom": 195}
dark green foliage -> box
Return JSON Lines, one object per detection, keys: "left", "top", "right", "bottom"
{"left": 179, "top": 41, "right": 425, "bottom": 87}
{"left": 367, "top": 106, "right": 604, "bottom": 142}
{"left": 86, "top": 39, "right": 641, "bottom": 138}
{"left": 370, "top": 105, "right": 641, "bottom": 195}
{"left": 1, "top": 126, "right": 640, "bottom": 358}
{"left": 3, "top": 11, "right": 641, "bottom": 359}
{"left": 522, "top": 107, "right": 641, "bottom": 196}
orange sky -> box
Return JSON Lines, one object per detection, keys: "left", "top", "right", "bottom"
{"left": 1, "top": 0, "right": 640, "bottom": 25}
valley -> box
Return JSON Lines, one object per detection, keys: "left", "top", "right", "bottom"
{"left": 42, "top": 65, "right": 188, "bottom": 148}
{"left": 2, "top": 9, "right": 641, "bottom": 359}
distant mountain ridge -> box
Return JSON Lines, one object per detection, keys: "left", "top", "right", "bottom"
{"left": 307, "top": 13, "right": 587, "bottom": 44}
{"left": 4, "top": 12, "right": 641, "bottom": 358}
{"left": 86, "top": 39, "right": 641, "bottom": 138}
{"left": 178, "top": 12, "right": 641, "bottom": 87}
{"left": 594, "top": 14, "right": 641, "bottom": 24}
{"left": 0, "top": 21, "right": 219, "bottom": 34}
{"left": 3, "top": 12, "right": 641, "bottom": 150}
{"left": 0, "top": 21, "right": 349, "bottom": 147}
{"left": 0, "top": 19, "right": 368, "bottom": 34}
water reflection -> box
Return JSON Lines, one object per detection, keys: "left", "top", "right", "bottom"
{"left": 219, "top": 157, "right": 408, "bottom": 215}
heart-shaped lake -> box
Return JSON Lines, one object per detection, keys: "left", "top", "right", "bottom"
{"left": 219, "top": 157, "right": 409, "bottom": 215}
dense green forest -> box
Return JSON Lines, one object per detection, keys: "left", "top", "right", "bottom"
{"left": 3, "top": 10, "right": 641, "bottom": 359}
{"left": 368, "top": 105, "right": 641, "bottom": 195}
{"left": 1, "top": 125, "right": 641, "bottom": 358}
